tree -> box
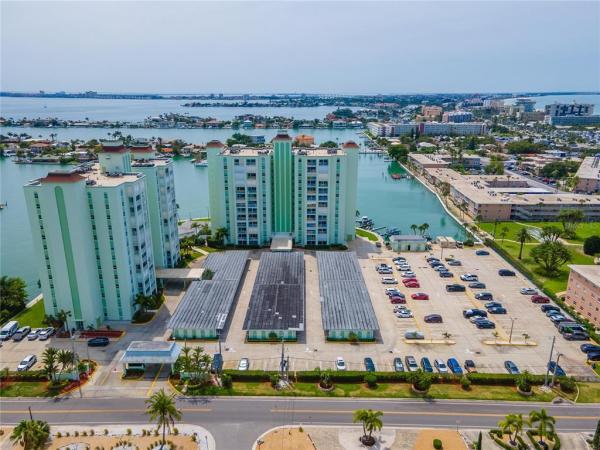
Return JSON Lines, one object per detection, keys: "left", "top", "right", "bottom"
{"left": 0, "top": 276, "right": 27, "bottom": 324}
{"left": 516, "top": 227, "right": 532, "bottom": 259}
{"left": 484, "top": 159, "right": 504, "bottom": 175}
{"left": 498, "top": 413, "right": 525, "bottom": 446}
{"left": 410, "top": 224, "right": 418, "bottom": 234}
{"left": 499, "top": 226, "right": 509, "bottom": 243}
{"left": 57, "top": 349, "right": 74, "bottom": 376}
{"left": 592, "top": 419, "right": 600, "bottom": 450}
{"left": 529, "top": 409, "right": 556, "bottom": 445}
{"left": 10, "top": 419, "right": 50, "bottom": 450}
{"left": 42, "top": 347, "right": 59, "bottom": 382}
{"left": 56, "top": 309, "right": 72, "bottom": 334}
{"left": 530, "top": 241, "right": 572, "bottom": 275}
{"left": 439, "top": 182, "right": 451, "bottom": 204}
{"left": 146, "top": 388, "right": 182, "bottom": 447}
{"left": 540, "top": 225, "right": 562, "bottom": 243}
{"left": 320, "top": 140, "right": 338, "bottom": 148}
{"left": 134, "top": 293, "right": 154, "bottom": 315}
{"left": 583, "top": 235, "right": 600, "bottom": 256}
{"left": 353, "top": 409, "right": 383, "bottom": 446}
{"left": 558, "top": 209, "right": 584, "bottom": 239}
{"left": 174, "top": 345, "right": 211, "bottom": 385}
{"left": 418, "top": 223, "right": 430, "bottom": 236}
{"left": 214, "top": 227, "right": 229, "bottom": 244}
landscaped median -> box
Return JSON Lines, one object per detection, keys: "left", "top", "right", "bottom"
{"left": 169, "top": 369, "right": 599, "bottom": 403}
{"left": 356, "top": 227, "right": 379, "bottom": 242}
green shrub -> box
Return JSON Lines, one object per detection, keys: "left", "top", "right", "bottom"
{"left": 126, "top": 428, "right": 132, "bottom": 436}
{"left": 221, "top": 373, "right": 233, "bottom": 389}
{"left": 408, "top": 370, "right": 433, "bottom": 392}
{"left": 516, "top": 372, "right": 532, "bottom": 393}
{"left": 559, "top": 376, "right": 576, "bottom": 393}
{"left": 56, "top": 432, "right": 62, "bottom": 438}
{"left": 460, "top": 375, "right": 471, "bottom": 390}
{"left": 173, "top": 427, "right": 179, "bottom": 435}
{"left": 433, "top": 438, "right": 443, "bottom": 449}
{"left": 364, "top": 373, "right": 377, "bottom": 388}
{"left": 463, "top": 238, "right": 475, "bottom": 247}
{"left": 270, "top": 373, "right": 280, "bottom": 388}
{"left": 104, "top": 429, "right": 109, "bottom": 435}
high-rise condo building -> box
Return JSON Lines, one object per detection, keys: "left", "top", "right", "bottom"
{"left": 23, "top": 141, "right": 179, "bottom": 329}
{"left": 206, "top": 133, "right": 359, "bottom": 247}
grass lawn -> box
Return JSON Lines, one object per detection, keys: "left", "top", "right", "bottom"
{"left": 0, "top": 381, "right": 54, "bottom": 397}
{"left": 577, "top": 382, "right": 600, "bottom": 403}
{"left": 479, "top": 221, "right": 600, "bottom": 244}
{"left": 356, "top": 228, "right": 379, "bottom": 242}
{"left": 198, "top": 246, "right": 220, "bottom": 253}
{"left": 9, "top": 300, "right": 46, "bottom": 328}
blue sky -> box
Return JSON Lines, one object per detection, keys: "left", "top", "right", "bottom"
{"left": 1, "top": 1, "right": 599, "bottom": 94}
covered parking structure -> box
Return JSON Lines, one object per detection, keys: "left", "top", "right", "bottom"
{"left": 120, "top": 341, "right": 182, "bottom": 374}
{"left": 167, "top": 251, "right": 249, "bottom": 339}
{"left": 243, "top": 252, "right": 305, "bottom": 341}
{"left": 155, "top": 267, "right": 205, "bottom": 289}
{"left": 317, "top": 251, "right": 379, "bottom": 341}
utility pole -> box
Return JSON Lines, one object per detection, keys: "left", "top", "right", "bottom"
{"left": 550, "top": 353, "right": 563, "bottom": 387}
{"left": 280, "top": 337, "right": 285, "bottom": 381}
{"left": 544, "top": 336, "right": 556, "bottom": 386}
{"left": 508, "top": 317, "right": 516, "bottom": 343}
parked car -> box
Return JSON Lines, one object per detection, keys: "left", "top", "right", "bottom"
{"left": 504, "top": 360, "right": 520, "bottom": 374}
{"left": 404, "top": 281, "right": 420, "bottom": 288}
{"left": 476, "top": 320, "right": 496, "bottom": 329}
{"left": 460, "top": 274, "right": 478, "bottom": 282}
{"left": 434, "top": 359, "right": 449, "bottom": 373}
{"left": 393, "top": 257, "right": 407, "bottom": 263}
{"left": 564, "top": 331, "right": 589, "bottom": 341}
{"left": 0, "top": 321, "right": 19, "bottom": 341}
{"left": 335, "top": 357, "right": 346, "bottom": 371}
{"left": 378, "top": 268, "right": 393, "bottom": 274}
{"left": 488, "top": 307, "right": 507, "bottom": 314}
{"left": 469, "top": 282, "right": 486, "bottom": 289}
{"left": 396, "top": 310, "right": 413, "bottom": 318}
{"left": 520, "top": 287, "right": 538, "bottom": 295}
{"left": 390, "top": 296, "right": 407, "bottom": 304}
{"left": 364, "top": 357, "right": 376, "bottom": 372}
{"left": 27, "top": 328, "right": 42, "bottom": 341}
{"left": 13, "top": 326, "right": 31, "bottom": 342}
{"left": 498, "top": 269, "right": 516, "bottom": 276}
{"left": 586, "top": 352, "right": 600, "bottom": 361}
{"left": 393, "top": 357, "right": 405, "bottom": 372}
{"left": 439, "top": 271, "right": 453, "bottom": 278}
{"left": 405, "top": 330, "right": 425, "bottom": 340}
{"left": 386, "top": 289, "right": 403, "bottom": 297}
{"left": 382, "top": 277, "right": 398, "bottom": 285}
{"left": 547, "top": 361, "right": 566, "bottom": 377}
{"left": 87, "top": 337, "right": 110, "bottom": 347}
{"left": 434, "top": 265, "right": 448, "bottom": 272}
{"left": 541, "top": 305, "right": 560, "bottom": 313}
{"left": 549, "top": 314, "right": 569, "bottom": 324}
{"left": 211, "top": 353, "right": 223, "bottom": 373}
{"left": 376, "top": 264, "right": 391, "bottom": 271}
{"left": 448, "top": 260, "right": 462, "bottom": 266}
{"left": 238, "top": 358, "right": 250, "bottom": 371}
{"left": 475, "top": 250, "right": 490, "bottom": 256}
{"left": 475, "top": 292, "right": 493, "bottom": 301}
{"left": 405, "top": 355, "right": 419, "bottom": 372}
{"left": 420, "top": 357, "right": 433, "bottom": 373}
{"left": 38, "top": 327, "right": 55, "bottom": 341}
{"left": 531, "top": 295, "right": 550, "bottom": 304}
{"left": 424, "top": 314, "right": 443, "bottom": 323}
{"left": 446, "top": 284, "right": 466, "bottom": 292}
{"left": 484, "top": 302, "right": 503, "bottom": 309}
{"left": 580, "top": 344, "right": 600, "bottom": 353}
{"left": 411, "top": 292, "right": 429, "bottom": 300}
{"left": 17, "top": 354, "right": 37, "bottom": 372}
{"left": 464, "top": 360, "right": 477, "bottom": 373}
{"left": 401, "top": 272, "right": 417, "bottom": 278}
{"left": 447, "top": 358, "right": 463, "bottom": 375}
{"left": 463, "top": 309, "right": 487, "bottom": 318}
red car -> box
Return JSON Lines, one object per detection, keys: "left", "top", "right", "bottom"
{"left": 531, "top": 295, "right": 550, "bottom": 304}
{"left": 404, "top": 282, "right": 420, "bottom": 288}
{"left": 411, "top": 292, "right": 429, "bottom": 300}
{"left": 390, "top": 296, "right": 407, "bottom": 304}
{"left": 402, "top": 277, "right": 418, "bottom": 284}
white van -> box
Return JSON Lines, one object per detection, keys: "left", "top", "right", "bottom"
{"left": 0, "top": 321, "right": 19, "bottom": 341}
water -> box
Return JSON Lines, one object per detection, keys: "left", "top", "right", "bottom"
{"left": 503, "top": 93, "right": 600, "bottom": 111}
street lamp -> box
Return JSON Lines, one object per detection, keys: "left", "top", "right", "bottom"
{"left": 508, "top": 317, "right": 517, "bottom": 343}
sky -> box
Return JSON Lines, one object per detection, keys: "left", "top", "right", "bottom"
{"left": 1, "top": 1, "right": 599, "bottom": 94}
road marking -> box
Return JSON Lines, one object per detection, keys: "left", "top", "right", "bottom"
{"left": 269, "top": 409, "right": 599, "bottom": 420}
{"left": 1, "top": 408, "right": 211, "bottom": 415}
{"left": 146, "top": 363, "right": 164, "bottom": 397}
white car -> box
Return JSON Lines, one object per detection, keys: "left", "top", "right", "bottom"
{"left": 335, "top": 357, "right": 346, "bottom": 371}
{"left": 434, "top": 359, "right": 449, "bottom": 373}
{"left": 17, "top": 354, "right": 37, "bottom": 372}
{"left": 396, "top": 265, "right": 411, "bottom": 271}
{"left": 520, "top": 287, "right": 538, "bottom": 295}
{"left": 396, "top": 310, "right": 413, "bottom": 318}
{"left": 238, "top": 358, "right": 249, "bottom": 371}
{"left": 381, "top": 277, "right": 398, "bottom": 285}
{"left": 27, "top": 328, "right": 42, "bottom": 341}
{"left": 460, "top": 274, "right": 478, "bottom": 281}
{"left": 38, "top": 327, "right": 55, "bottom": 341}
{"left": 401, "top": 271, "right": 416, "bottom": 278}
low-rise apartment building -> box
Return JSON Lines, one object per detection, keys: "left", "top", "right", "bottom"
{"left": 421, "top": 106, "right": 443, "bottom": 119}
{"left": 418, "top": 122, "right": 487, "bottom": 136}
{"left": 565, "top": 265, "right": 600, "bottom": 328}
{"left": 408, "top": 152, "right": 481, "bottom": 171}
{"left": 368, "top": 122, "right": 417, "bottom": 137}
{"left": 442, "top": 111, "right": 473, "bottom": 123}
{"left": 575, "top": 155, "right": 600, "bottom": 194}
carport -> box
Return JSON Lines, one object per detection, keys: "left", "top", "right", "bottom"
{"left": 156, "top": 268, "right": 205, "bottom": 289}
{"left": 120, "top": 341, "right": 182, "bottom": 374}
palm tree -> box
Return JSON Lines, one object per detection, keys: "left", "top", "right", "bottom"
{"left": 42, "top": 347, "right": 59, "bottom": 382}
{"left": 134, "top": 293, "right": 154, "bottom": 315}
{"left": 410, "top": 224, "right": 418, "bottom": 235}
{"left": 516, "top": 227, "right": 532, "bottom": 260}
{"left": 214, "top": 227, "right": 229, "bottom": 244}
{"left": 57, "top": 349, "right": 74, "bottom": 376}
{"left": 146, "top": 388, "right": 182, "bottom": 447}
{"left": 353, "top": 409, "right": 383, "bottom": 446}
{"left": 498, "top": 413, "right": 525, "bottom": 446}
{"left": 419, "top": 223, "right": 430, "bottom": 236}
{"left": 529, "top": 409, "right": 556, "bottom": 445}
{"left": 10, "top": 419, "right": 50, "bottom": 450}
{"left": 56, "top": 309, "right": 72, "bottom": 334}
{"left": 499, "top": 225, "right": 509, "bottom": 243}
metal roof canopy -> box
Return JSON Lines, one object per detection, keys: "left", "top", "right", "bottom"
{"left": 243, "top": 252, "right": 305, "bottom": 331}
{"left": 317, "top": 251, "right": 380, "bottom": 332}
{"left": 167, "top": 251, "right": 249, "bottom": 331}
{"left": 120, "top": 341, "right": 182, "bottom": 365}
{"left": 155, "top": 268, "right": 205, "bottom": 281}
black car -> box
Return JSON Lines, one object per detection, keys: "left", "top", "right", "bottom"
{"left": 476, "top": 320, "right": 496, "bottom": 329}
{"left": 463, "top": 309, "right": 487, "bottom": 318}
{"left": 469, "top": 282, "right": 486, "bottom": 289}
{"left": 564, "top": 331, "right": 589, "bottom": 341}
{"left": 484, "top": 301, "right": 503, "bottom": 309}
{"left": 541, "top": 305, "right": 560, "bottom": 313}
{"left": 581, "top": 344, "right": 600, "bottom": 353}
{"left": 424, "top": 314, "right": 443, "bottom": 323}
{"left": 475, "top": 292, "right": 493, "bottom": 301}
{"left": 439, "top": 271, "right": 453, "bottom": 278}
{"left": 488, "top": 307, "right": 507, "bottom": 314}
{"left": 464, "top": 359, "right": 477, "bottom": 373}
{"left": 364, "top": 357, "right": 376, "bottom": 372}
{"left": 475, "top": 250, "right": 490, "bottom": 256}
{"left": 498, "top": 269, "right": 516, "bottom": 276}
{"left": 504, "top": 360, "right": 520, "bottom": 374}
{"left": 87, "top": 337, "right": 110, "bottom": 347}
{"left": 446, "top": 284, "right": 465, "bottom": 292}
{"left": 587, "top": 352, "right": 600, "bottom": 361}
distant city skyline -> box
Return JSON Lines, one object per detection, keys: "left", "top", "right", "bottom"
{"left": 2, "top": 1, "right": 599, "bottom": 94}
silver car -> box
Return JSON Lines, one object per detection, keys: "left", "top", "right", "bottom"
{"left": 238, "top": 357, "right": 250, "bottom": 371}
{"left": 17, "top": 354, "right": 37, "bottom": 371}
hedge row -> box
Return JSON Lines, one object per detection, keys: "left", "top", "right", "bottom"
{"left": 526, "top": 430, "right": 561, "bottom": 450}
{"left": 0, "top": 369, "right": 48, "bottom": 382}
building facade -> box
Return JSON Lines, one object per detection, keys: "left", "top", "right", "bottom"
{"left": 545, "top": 102, "right": 594, "bottom": 117}
{"left": 565, "top": 265, "right": 600, "bottom": 328}
{"left": 442, "top": 111, "right": 473, "bottom": 123}
{"left": 207, "top": 134, "right": 359, "bottom": 247}
{"left": 575, "top": 156, "right": 600, "bottom": 194}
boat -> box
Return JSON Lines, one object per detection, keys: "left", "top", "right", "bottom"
{"left": 383, "top": 158, "right": 393, "bottom": 162}
{"left": 194, "top": 160, "right": 208, "bottom": 167}
{"left": 0, "top": 202, "right": 6, "bottom": 210}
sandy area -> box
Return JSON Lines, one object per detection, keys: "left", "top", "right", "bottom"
{"left": 258, "top": 427, "right": 315, "bottom": 450}
{"left": 413, "top": 430, "right": 467, "bottom": 450}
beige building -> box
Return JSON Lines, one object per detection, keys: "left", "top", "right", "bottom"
{"left": 421, "top": 106, "right": 443, "bottom": 119}
{"left": 575, "top": 156, "right": 600, "bottom": 194}
{"left": 408, "top": 152, "right": 481, "bottom": 172}
{"left": 565, "top": 265, "right": 600, "bottom": 328}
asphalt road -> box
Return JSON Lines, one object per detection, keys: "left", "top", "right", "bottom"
{"left": 1, "top": 396, "right": 599, "bottom": 449}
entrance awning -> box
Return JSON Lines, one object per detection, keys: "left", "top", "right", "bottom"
{"left": 120, "top": 341, "right": 182, "bottom": 365}
{"left": 155, "top": 268, "right": 205, "bottom": 281}
{"left": 270, "top": 235, "right": 293, "bottom": 252}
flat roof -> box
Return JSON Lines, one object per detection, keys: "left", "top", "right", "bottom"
{"left": 318, "top": 251, "right": 379, "bottom": 332}
{"left": 576, "top": 156, "right": 600, "bottom": 180}
{"left": 120, "top": 341, "right": 181, "bottom": 364}
{"left": 569, "top": 265, "right": 600, "bottom": 287}
{"left": 167, "top": 251, "right": 249, "bottom": 332}
{"left": 155, "top": 268, "right": 204, "bottom": 280}
{"left": 390, "top": 234, "right": 427, "bottom": 242}
{"left": 243, "top": 252, "right": 305, "bottom": 331}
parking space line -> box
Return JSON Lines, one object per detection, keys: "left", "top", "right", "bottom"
{"left": 146, "top": 363, "right": 163, "bottom": 397}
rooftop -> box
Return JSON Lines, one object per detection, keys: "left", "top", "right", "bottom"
{"left": 569, "top": 265, "right": 600, "bottom": 287}
{"left": 120, "top": 341, "right": 181, "bottom": 365}
{"left": 575, "top": 156, "right": 600, "bottom": 180}
{"left": 243, "top": 252, "right": 305, "bottom": 331}
{"left": 390, "top": 234, "right": 428, "bottom": 242}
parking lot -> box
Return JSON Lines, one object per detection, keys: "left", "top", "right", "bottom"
{"left": 1, "top": 240, "right": 596, "bottom": 392}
